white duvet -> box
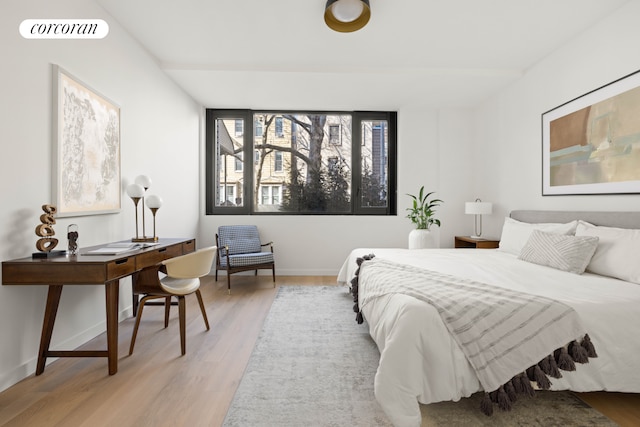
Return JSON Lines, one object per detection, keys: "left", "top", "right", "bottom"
{"left": 337, "top": 248, "right": 640, "bottom": 427}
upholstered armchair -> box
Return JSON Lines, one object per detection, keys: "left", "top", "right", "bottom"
{"left": 215, "top": 225, "right": 275, "bottom": 293}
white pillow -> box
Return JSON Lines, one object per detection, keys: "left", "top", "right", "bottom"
{"left": 575, "top": 220, "right": 640, "bottom": 284}
{"left": 518, "top": 229, "right": 599, "bottom": 274}
{"left": 498, "top": 217, "right": 578, "bottom": 255}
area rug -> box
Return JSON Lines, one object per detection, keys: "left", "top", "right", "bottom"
{"left": 222, "top": 286, "right": 617, "bottom": 427}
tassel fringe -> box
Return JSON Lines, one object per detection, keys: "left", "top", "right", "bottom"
{"left": 480, "top": 393, "right": 494, "bottom": 416}
{"left": 480, "top": 335, "right": 596, "bottom": 416}
{"left": 581, "top": 334, "right": 597, "bottom": 358}
{"left": 350, "top": 254, "right": 375, "bottom": 326}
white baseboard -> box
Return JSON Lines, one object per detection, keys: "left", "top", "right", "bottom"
{"left": 209, "top": 269, "right": 339, "bottom": 277}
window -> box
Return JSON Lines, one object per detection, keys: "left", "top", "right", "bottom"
{"left": 275, "top": 117, "right": 284, "bottom": 137}
{"left": 234, "top": 119, "right": 243, "bottom": 137}
{"left": 274, "top": 151, "right": 283, "bottom": 172}
{"left": 329, "top": 125, "right": 341, "bottom": 145}
{"left": 218, "top": 185, "right": 235, "bottom": 205}
{"left": 206, "top": 109, "right": 396, "bottom": 215}
{"left": 328, "top": 156, "right": 339, "bottom": 171}
{"left": 260, "top": 185, "right": 282, "bottom": 205}
{"left": 360, "top": 120, "right": 388, "bottom": 208}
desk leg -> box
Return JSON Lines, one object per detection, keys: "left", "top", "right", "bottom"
{"left": 36, "top": 285, "right": 63, "bottom": 375}
{"left": 105, "top": 280, "right": 119, "bottom": 375}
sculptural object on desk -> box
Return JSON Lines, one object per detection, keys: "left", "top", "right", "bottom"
{"left": 35, "top": 204, "right": 59, "bottom": 252}
{"left": 67, "top": 224, "right": 79, "bottom": 255}
{"left": 33, "top": 204, "right": 66, "bottom": 258}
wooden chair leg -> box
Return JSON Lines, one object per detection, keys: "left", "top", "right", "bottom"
{"left": 272, "top": 265, "right": 276, "bottom": 287}
{"left": 178, "top": 296, "right": 186, "bottom": 356}
{"left": 226, "top": 269, "right": 231, "bottom": 295}
{"left": 129, "top": 295, "right": 151, "bottom": 355}
{"left": 195, "top": 289, "right": 210, "bottom": 330}
{"left": 164, "top": 296, "right": 171, "bottom": 328}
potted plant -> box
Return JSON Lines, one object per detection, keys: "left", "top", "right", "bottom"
{"left": 406, "top": 186, "right": 442, "bottom": 249}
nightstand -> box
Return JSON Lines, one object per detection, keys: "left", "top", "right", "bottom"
{"left": 454, "top": 236, "right": 499, "bottom": 249}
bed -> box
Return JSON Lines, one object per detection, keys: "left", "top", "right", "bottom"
{"left": 337, "top": 210, "right": 640, "bottom": 427}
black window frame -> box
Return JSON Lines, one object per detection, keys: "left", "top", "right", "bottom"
{"left": 205, "top": 109, "right": 397, "bottom": 216}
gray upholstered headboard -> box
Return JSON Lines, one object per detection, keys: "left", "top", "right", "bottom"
{"left": 509, "top": 210, "right": 640, "bottom": 229}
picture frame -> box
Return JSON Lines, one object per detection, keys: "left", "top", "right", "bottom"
{"left": 542, "top": 69, "right": 640, "bottom": 195}
{"left": 52, "top": 65, "right": 121, "bottom": 216}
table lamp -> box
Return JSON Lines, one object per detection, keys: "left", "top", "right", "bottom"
{"left": 146, "top": 194, "right": 163, "bottom": 242}
{"left": 465, "top": 198, "right": 493, "bottom": 239}
{"left": 126, "top": 183, "right": 145, "bottom": 241}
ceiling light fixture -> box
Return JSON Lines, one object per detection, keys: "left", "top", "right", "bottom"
{"left": 324, "top": 0, "right": 370, "bottom": 33}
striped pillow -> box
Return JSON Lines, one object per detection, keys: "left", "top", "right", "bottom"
{"left": 518, "top": 229, "right": 599, "bottom": 274}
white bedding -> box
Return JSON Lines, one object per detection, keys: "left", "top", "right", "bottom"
{"left": 337, "top": 248, "right": 640, "bottom": 427}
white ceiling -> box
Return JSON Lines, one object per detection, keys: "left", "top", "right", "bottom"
{"left": 97, "top": 0, "right": 628, "bottom": 110}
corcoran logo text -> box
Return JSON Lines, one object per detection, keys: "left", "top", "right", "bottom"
{"left": 20, "top": 19, "right": 109, "bottom": 39}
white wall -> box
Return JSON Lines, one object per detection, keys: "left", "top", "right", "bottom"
{"left": 0, "top": 0, "right": 201, "bottom": 392}
{"left": 474, "top": 1, "right": 640, "bottom": 238}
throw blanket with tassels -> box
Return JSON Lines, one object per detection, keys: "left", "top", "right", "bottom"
{"left": 350, "top": 255, "right": 597, "bottom": 416}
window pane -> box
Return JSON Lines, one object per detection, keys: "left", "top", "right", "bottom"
{"left": 235, "top": 119, "right": 243, "bottom": 136}
{"left": 329, "top": 125, "right": 341, "bottom": 145}
{"left": 361, "top": 120, "right": 388, "bottom": 208}
{"left": 252, "top": 113, "right": 351, "bottom": 213}
{"left": 214, "top": 118, "right": 244, "bottom": 207}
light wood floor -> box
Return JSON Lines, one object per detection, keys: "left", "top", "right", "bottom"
{"left": 0, "top": 276, "right": 638, "bottom": 426}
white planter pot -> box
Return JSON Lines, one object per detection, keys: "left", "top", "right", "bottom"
{"left": 408, "top": 228, "right": 439, "bottom": 249}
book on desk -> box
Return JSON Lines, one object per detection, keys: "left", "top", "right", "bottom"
{"left": 85, "top": 242, "right": 159, "bottom": 255}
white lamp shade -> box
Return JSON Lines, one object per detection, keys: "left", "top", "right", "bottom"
{"left": 146, "top": 194, "right": 163, "bottom": 209}
{"left": 135, "top": 175, "right": 152, "bottom": 189}
{"left": 330, "top": 0, "right": 364, "bottom": 22}
{"left": 465, "top": 201, "right": 493, "bottom": 215}
{"left": 126, "top": 183, "right": 145, "bottom": 198}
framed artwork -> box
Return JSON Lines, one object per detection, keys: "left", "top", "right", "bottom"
{"left": 52, "top": 65, "right": 121, "bottom": 216}
{"left": 542, "top": 69, "right": 640, "bottom": 195}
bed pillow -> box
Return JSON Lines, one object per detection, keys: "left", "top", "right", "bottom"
{"left": 518, "top": 230, "right": 599, "bottom": 274}
{"left": 575, "top": 220, "right": 640, "bottom": 284}
{"left": 498, "top": 217, "right": 578, "bottom": 255}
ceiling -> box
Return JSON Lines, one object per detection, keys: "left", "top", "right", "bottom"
{"left": 97, "top": 0, "right": 628, "bottom": 110}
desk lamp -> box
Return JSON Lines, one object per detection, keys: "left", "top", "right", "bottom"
{"left": 146, "top": 195, "right": 163, "bottom": 242}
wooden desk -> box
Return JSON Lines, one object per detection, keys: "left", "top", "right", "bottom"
{"left": 1, "top": 237, "right": 195, "bottom": 375}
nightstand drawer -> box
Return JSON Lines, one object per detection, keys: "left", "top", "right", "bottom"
{"left": 454, "top": 236, "right": 499, "bottom": 249}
